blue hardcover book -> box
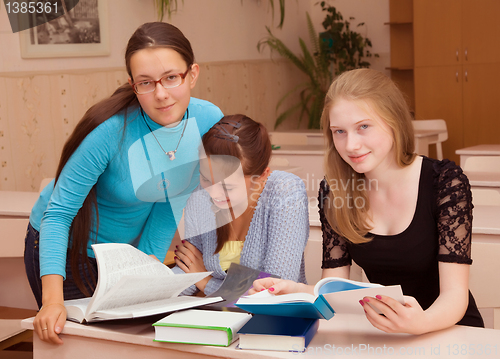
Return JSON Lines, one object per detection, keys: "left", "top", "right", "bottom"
{"left": 237, "top": 315, "right": 319, "bottom": 352}
{"left": 235, "top": 277, "right": 404, "bottom": 320}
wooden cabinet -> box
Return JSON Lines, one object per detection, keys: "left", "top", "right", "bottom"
{"left": 462, "top": 64, "right": 500, "bottom": 146}
{"left": 461, "top": 0, "right": 500, "bottom": 65}
{"left": 414, "top": 0, "right": 462, "bottom": 67}
{"left": 388, "top": 0, "right": 500, "bottom": 163}
{"left": 414, "top": 66, "right": 463, "bottom": 160}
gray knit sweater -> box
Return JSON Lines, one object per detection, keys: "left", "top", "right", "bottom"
{"left": 172, "top": 170, "right": 309, "bottom": 295}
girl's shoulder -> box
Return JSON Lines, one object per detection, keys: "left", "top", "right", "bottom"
{"left": 267, "top": 170, "right": 306, "bottom": 189}
{"left": 421, "top": 157, "right": 471, "bottom": 207}
{"left": 188, "top": 98, "right": 223, "bottom": 117}
{"left": 188, "top": 98, "right": 224, "bottom": 134}
{"left": 422, "top": 156, "right": 468, "bottom": 187}
{"left": 263, "top": 171, "right": 307, "bottom": 201}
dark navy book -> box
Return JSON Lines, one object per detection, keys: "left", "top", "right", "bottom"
{"left": 237, "top": 315, "right": 319, "bottom": 352}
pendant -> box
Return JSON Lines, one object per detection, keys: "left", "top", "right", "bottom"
{"left": 167, "top": 151, "right": 176, "bottom": 160}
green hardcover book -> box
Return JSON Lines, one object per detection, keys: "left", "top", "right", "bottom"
{"left": 153, "top": 309, "right": 252, "bottom": 347}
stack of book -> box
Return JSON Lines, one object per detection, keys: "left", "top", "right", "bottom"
{"left": 233, "top": 277, "right": 404, "bottom": 352}
{"left": 151, "top": 277, "right": 404, "bottom": 352}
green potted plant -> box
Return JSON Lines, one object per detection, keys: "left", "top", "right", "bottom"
{"left": 258, "top": 1, "right": 378, "bottom": 129}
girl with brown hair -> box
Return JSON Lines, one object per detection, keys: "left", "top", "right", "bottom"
{"left": 172, "top": 115, "right": 309, "bottom": 295}
{"left": 251, "top": 69, "right": 483, "bottom": 334}
{"left": 24, "top": 22, "right": 223, "bottom": 344}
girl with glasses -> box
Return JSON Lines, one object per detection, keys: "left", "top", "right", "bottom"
{"left": 250, "top": 69, "right": 484, "bottom": 334}
{"left": 171, "top": 115, "right": 309, "bottom": 296}
{"left": 25, "top": 22, "right": 223, "bottom": 344}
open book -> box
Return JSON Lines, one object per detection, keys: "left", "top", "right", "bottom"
{"left": 64, "top": 243, "right": 222, "bottom": 323}
{"left": 235, "top": 277, "right": 404, "bottom": 320}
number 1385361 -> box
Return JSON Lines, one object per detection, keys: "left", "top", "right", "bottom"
{"left": 5, "top": 2, "right": 59, "bottom": 14}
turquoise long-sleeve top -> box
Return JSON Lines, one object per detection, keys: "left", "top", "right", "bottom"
{"left": 30, "top": 98, "right": 223, "bottom": 279}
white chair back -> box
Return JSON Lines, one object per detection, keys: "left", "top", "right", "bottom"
{"left": 412, "top": 119, "right": 448, "bottom": 160}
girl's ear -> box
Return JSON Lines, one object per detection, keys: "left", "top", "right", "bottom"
{"left": 188, "top": 63, "right": 200, "bottom": 89}
{"left": 128, "top": 78, "right": 133, "bottom": 87}
{"left": 259, "top": 167, "right": 271, "bottom": 181}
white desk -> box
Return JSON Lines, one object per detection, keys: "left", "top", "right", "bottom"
{"left": 21, "top": 314, "right": 500, "bottom": 359}
{"left": 466, "top": 172, "right": 500, "bottom": 189}
{"left": 456, "top": 144, "right": 500, "bottom": 167}
{"left": 0, "top": 190, "right": 39, "bottom": 218}
{"left": 272, "top": 145, "right": 325, "bottom": 199}
{"left": 413, "top": 129, "right": 446, "bottom": 157}
{"left": 269, "top": 130, "right": 325, "bottom": 146}
{"left": 472, "top": 205, "right": 500, "bottom": 239}
{"left": 268, "top": 165, "right": 302, "bottom": 175}
{"left": 0, "top": 190, "right": 39, "bottom": 310}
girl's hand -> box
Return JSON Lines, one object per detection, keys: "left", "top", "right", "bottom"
{"left": 249, "top": 278, "right": 309, "bottom": 295}
{"left": 174, "top": 240, "right": 211, "bottom": 292}
{"left": 33, "top": 302, "right": 67, "bottom": 345}
{"left": 174, "top": 240, "right": 206, "bottom": 273}
{"left": 360, "top": 295, "right": 428, "bottom": 335}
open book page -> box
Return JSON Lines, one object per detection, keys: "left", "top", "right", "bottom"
{"left": 92, "top": 272, "right": 212, "bottom": 313}
{"left": 321, "top": 285, "right": 404, "bottom": 315}
{"left": 312, "top": 277, "right": 404, "bottom": 315}
{"left": 313, "top": 277, "right": 383, "bottom": 297}
{"left": 65, "top": 297, "right": 91, "bottom": 323}
{"left": 89, "top": 296, "right": 222, "bottom": 321}
{"left": 86, "top": 243, "right": 174, "bottom": 315}
{"left": 236, "top": 289, "right": 316, "bottom": 304}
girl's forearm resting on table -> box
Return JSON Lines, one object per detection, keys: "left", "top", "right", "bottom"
{"left": 41, "top": 274, "right": 65, "bottom": 305}
{"left": 419, "top": 262, "right": 470, "bottom": 333}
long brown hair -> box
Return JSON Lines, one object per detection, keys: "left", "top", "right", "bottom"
{"left": 320, "top": 69, "right": 416, "bottom": 244}
{"left": 55, "top": 22, "right": 195, "bottom": 295}
{"left": 201, "top": 114, "right": 272, "bottom": 253}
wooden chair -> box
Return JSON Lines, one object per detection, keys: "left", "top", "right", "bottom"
{"left": 469, "top": 241, "right": 500, "bottom": 329}
{"left": 412, "top": 119, "right": 448, "bottom": 160}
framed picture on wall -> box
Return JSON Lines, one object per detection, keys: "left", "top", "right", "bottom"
{"left": 19, "top": 0, "right": 109, "bottom": 58}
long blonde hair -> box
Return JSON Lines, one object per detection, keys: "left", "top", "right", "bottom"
{"left": 320, "top": 69, "right": 416, "bottom": 243}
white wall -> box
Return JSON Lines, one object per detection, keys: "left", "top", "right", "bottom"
{"left": 167, "top": 0, "right": 311, "bottom": 63}
{"left": 0, "top": 0, "right": 389, "bottom": 73}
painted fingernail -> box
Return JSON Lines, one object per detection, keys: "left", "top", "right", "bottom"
{"left": 174, "top": 249, "right": 177, "bottom": 253}
{"left": 363, "top": 298, "right": 370, "bottom": 303}
{"left": 174, "top": 256, "right": 178, "bottom": 260}
{"left": 261, "top": 288, "right": 265, "bottom": 291}
{"left": 269, "top": 287, "right": 275, "bottom": 292}
{"left": 175, "top": 245, "right": 178, "bottom": 248}
{"left": 181, "top": 240, "right": 185, "bottom": 243}
{"left": 376, "top": 295, "right": 382, "bottom": 300}
{"left": 359, "top": 300, "right": 365, "bottom": 306}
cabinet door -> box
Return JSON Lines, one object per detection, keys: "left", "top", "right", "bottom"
{"left": 462, "top": 0, "right": 500, "bottom": 64}
{"left": 413, "top": 0, "right": 462, "bottom": 67}
{"left": 462, "top": 64, "right": 500, "bottom": 146}
{"left": 414, "top": 66, "right": 463, "bottom": 162}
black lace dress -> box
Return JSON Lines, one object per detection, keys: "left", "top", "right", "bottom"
{"left": 319, "top": 156, "right": 484, "bottom": 327}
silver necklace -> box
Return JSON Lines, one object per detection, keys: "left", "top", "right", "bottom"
{"left": 141, "top": 109, "right": 189, "bottom": 161}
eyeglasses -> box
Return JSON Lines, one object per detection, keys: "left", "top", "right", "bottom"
{"left": 131, "top": 68, "right": 190, "bottom": 95}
